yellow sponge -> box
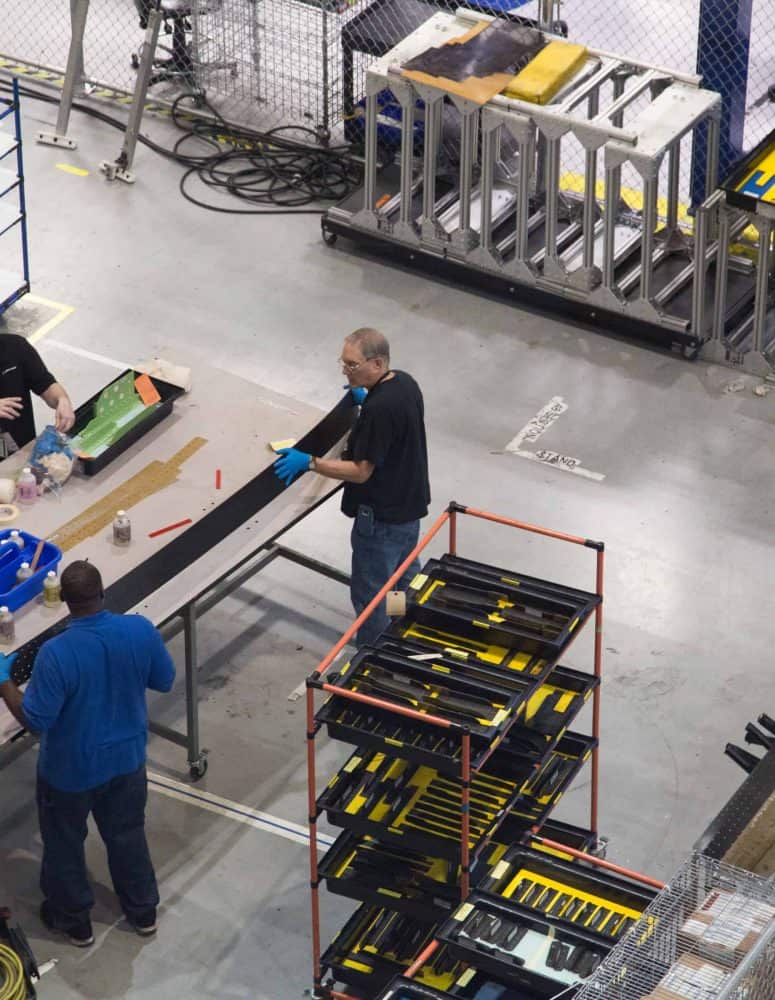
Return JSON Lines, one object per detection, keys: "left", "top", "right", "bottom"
{"left": 504, "top": 41, "right": 588, "bottom": 105}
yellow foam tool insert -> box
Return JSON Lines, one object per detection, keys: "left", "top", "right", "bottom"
{"left": 504, "top": 41, "right": 588, "bottom": 105}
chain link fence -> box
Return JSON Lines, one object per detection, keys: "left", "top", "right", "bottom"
{"left": 0, "top": 1, "right": 773, "bottom": 184}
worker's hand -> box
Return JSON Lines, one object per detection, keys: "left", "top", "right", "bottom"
{"left": 54, "top": 396, "right": 75, "bottom": 434}
{"left": 0, "top": 397, "right": 23, "bottom": 421}
{"left": 0, "top": 652, "right": 18, "bottom": 685}
{"left": 273, "top": 447, "right": 311, "bottom": 486}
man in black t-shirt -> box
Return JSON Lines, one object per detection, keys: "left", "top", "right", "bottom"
{"left": 274, "top": 329, "right": 430, "bottom": 646}
{"left": 0, "top": 335, "right": 75, "bottom": 456}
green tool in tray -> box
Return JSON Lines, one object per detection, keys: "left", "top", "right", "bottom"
{"left": 71, "top": 372, "right": 160, "bottom": 459}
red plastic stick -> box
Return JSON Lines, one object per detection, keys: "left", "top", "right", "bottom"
{"left": 215, "top": 469, "right": 222, "bottom": 490}
{"left": 148, "top": 518, "right": 192, "bottom": 539}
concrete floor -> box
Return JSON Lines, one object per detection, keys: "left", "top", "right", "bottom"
{"left": 0, "top": 96, "right": 773, "bottom": 998}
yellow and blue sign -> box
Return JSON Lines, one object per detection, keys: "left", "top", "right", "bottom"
{"left": 725, "top": 130, "right": 775, "bottom": 212}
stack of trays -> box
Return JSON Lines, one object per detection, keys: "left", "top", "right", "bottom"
{"left": 316, "top": 551, "right": 602, "bottom": 998}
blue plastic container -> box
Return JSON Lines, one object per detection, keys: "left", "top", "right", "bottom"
{"left": 0, "top": 529, "right": 63, "bottom": 612}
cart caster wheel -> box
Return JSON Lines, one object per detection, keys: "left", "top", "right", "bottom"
{"left": 131, "top": 53, "right": 140, "bottom": 69}
{"left": 189, "top": 757, "right": 208, "bottom": 781}
{"left": 683, "top": 345, "right": 699, "bottom": 361}
{"left": 590, "top": 836, "right": 609, "bottom": 859}
{"left": 323, "top": 230, "right": 337, "bottom": 246}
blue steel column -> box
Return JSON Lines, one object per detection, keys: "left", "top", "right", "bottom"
{"left": 691, "top": 0, "right": 752, "bottom": 206}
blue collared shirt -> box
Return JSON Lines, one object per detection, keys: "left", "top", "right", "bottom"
{"left": 23, "top": 610, "right": 175, "bottom": 792}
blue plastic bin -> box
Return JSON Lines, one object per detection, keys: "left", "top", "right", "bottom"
{"left": 0, "top": 529, "right": 63, "bottom": 612}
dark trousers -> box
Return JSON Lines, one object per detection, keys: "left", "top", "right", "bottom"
{"left": 36, "top": 764, "right": 159, "bottom": 928}
{"left": 350, "top": 511, "right": 421, "bottom": 647}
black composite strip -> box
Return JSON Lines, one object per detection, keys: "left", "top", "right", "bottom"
{"left": 10, "top": 398, "right": 355, "bottom": 686}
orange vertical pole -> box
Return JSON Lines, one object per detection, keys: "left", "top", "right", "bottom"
{"left": 449, "top": 506, "right": 457, "bottom": 556}
{"left": 591, "top": 546, "right": 604, "bottom": 836}
{"left": 307, "top": 685, "right": 323, "bottom": 989}
{"left": 460, "top": 730, "right": 471, "bottom": 899}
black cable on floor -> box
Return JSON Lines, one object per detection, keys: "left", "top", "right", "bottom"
{"left": 0, "top": 78, "right": 361, "bottom": 215}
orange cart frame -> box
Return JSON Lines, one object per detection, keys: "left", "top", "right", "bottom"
{"left": 305, "top": 502, "right": 608, "bottom": 999}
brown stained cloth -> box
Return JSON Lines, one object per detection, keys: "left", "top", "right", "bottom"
{"left": 402, "top": 20, "right": 546, "bottom": 106}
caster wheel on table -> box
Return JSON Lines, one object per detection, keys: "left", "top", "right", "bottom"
{"left": 189, "top": 757, "right": 208, "bottom": 781}
{"left": 323, "top": 230, "right": 338, "bottom": 246}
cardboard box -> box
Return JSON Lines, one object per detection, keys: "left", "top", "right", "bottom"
{"left": 646, "top": 953, "right": 731, "bottom": 1000}
{"left": 678, "top": 889, "right": 775, "bottom": 967}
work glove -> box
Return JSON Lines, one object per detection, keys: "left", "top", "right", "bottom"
{"left": 0, "top": 652, "right": 18, "bottom": 685}
{"left": 273, "top": 447, "right": 311, "bottom": 486}
{"left": 344, "top": 385, "right": 367, "bottom": 406}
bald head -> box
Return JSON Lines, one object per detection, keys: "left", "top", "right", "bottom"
{"left": 60, "top": 560, "right": 104, "bottom": 616}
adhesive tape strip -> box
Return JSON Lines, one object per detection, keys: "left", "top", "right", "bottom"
{"left": 0, "top": 504, "right": 19, "bottom": 523}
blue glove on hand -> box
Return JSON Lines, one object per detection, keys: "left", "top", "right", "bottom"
{"left": 0, "top": 652, "right": 18, "bottom": 684}
{"left": 273, "top": 447, "right": 311, "bottom": 486}
{"left": 344, "top": 385, "right": 367, "bottom": 406}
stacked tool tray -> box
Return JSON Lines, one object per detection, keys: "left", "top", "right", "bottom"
{"left": 309, "top": 543, "right": 609, "bottom": 999}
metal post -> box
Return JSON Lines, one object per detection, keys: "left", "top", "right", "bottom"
{"left": 639, "top": 174, "right": 658, "bottom": 301}
{"left": 591, "top": 548, "right": 604, "bottom": 839}
{"left": 363, "top": 92, "right": 378, "bottom": 211}
{"left": 458, "top": 110, "right": 475, "bottom": 235}
{"left": 544, "top": 136, "right": 561, "bottom": 268}
{"left": 183, "top": 604, "right": 202, "bottom": 773}
{"left": 13, "top": 82, "right": 30, "bottom": 286}
{"left": 666, "top": 142, "right": 680, "bottom": 232}
{"left": 602, "top": 75, "right": 625, "bottom": 291}
{"left": 705, "top": 114, "right": 720, "bottom": 198}
{"left": 516, "top": 135, "right": 533, "bottom": 261}
{"left": 421, "top": 98, "right": 442, "bottom": 240}
{"left": 37, "top": 0, "right": 90, "bottom": 149}
{"left": 751, "top": 219, "right": 772, "bottom": 356}
{"left": 399, "top": 101, "right": 415, "bottom": 230}
{"left": 320, "top": 7, "right": 330, "bottom": 142}
{"left": 460, "top": 730, "right": 471, "bottom": 899}
{"left": 479, "top": 125, "right": 496, "bottom": 255}
{"left": 538, "top": 0, "right": 554, "bottom": 29}
{"left": 691, "top": 202, "right": 708, "bottom": 339}
{"left": 582, "top": 91, "right": 600, "bottom": 271}
{"left": 98, "top": 7, "right": 163, "bottom": 183}
{"left": 712, "top": 205, "right": 731, "bottom": 344}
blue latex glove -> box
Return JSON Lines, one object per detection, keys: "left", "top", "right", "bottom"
{"left": 273, "top": 447, "right": 311, "bottom": 486}
{"left": 344, "top": 385, "right": 367, "bottom": 406}
{"left": 0, "top": 651, "right": 18, "bottom": 684}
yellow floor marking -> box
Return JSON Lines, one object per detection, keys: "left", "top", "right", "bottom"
{"left": 55, "top": 163, "right": 89, "bottom": 177}
{"left": 25, "top": 294, "right": 76, "bottom": 345}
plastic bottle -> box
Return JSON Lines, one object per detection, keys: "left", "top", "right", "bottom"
{"left": 43, "top": 570, "right": 61, "bottom": 607}
{"left": 0, "top": 606, "right": 14, "bottom": 644}
{"left": 9, "top": 530, "right": 24, "bottom": 550}
{"left": 113, "top": 510, "right": 131, "bottom": 546}
{"left": 15, "top": 561, "right": 32, "bottom": 585}
{"left": 17, "top": 467, "right": 37, "bottom": 504}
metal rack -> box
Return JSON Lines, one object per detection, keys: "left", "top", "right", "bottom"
{"left": 574, "top": 853, "right": 775, "bottom": 1000}
{"left": 305, "top": 501, "right": 605, "bottom": 999}
{"left": 0, "top": 78, "right": 30, "bottom": 316}
{"left": 322, "top": 7, "right": 760, "bottom": 358}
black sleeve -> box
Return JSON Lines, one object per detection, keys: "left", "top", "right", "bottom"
{"left": 19, "top": 339, "right": 56, "bottom": 396}
{"left": 349, "top": 403, "right": 395, "bottom": 467}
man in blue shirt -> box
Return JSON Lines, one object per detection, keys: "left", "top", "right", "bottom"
{"left": 0, "top": 560, "right": 176, "bottom": 947}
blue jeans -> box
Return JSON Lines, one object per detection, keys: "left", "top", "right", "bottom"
{"left": 350, "top": 509, "right": 421, "bottom": 647}
{"left": 36, "top": 764, "right": 159, "bottom": 928}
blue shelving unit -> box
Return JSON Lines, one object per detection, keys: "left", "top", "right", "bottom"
{"left": 0, "top": 78, "right": 30, "bottom": 316}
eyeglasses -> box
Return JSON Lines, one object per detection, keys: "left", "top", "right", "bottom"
{"left": 339, "top": 357, "right": 367, "bottom": 373}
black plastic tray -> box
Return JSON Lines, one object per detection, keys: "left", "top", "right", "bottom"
{"left": 437, "top": 891, "right": 609, "bottom": 996}
{"left": 407, "top": 555, "right": 600, "bottom": 659}
{"left": 506, "top": 732, "right": 598, "bottom": 833}
{"left": 317, "top": 641, "right": 547, "bottom": 776}
{"left": 317, "top": 746, "right": 537, "bottom": 862}
{"left": 375, "top": 978, "right": 452, "bottom": 1000}
{"left": 721, "top": 126, "right": 775, "bottom": 214}
{"left": 72, "top": 369, "right": 184, "bottom": 476}
{"left": 321, "top": 902, "right": 441, "bottom": 995}
{"left": 318, "top": 829, "right": 459, "bottom": 920}
{"left": 477, "top": 845, "right": 655, "bottom": 943}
